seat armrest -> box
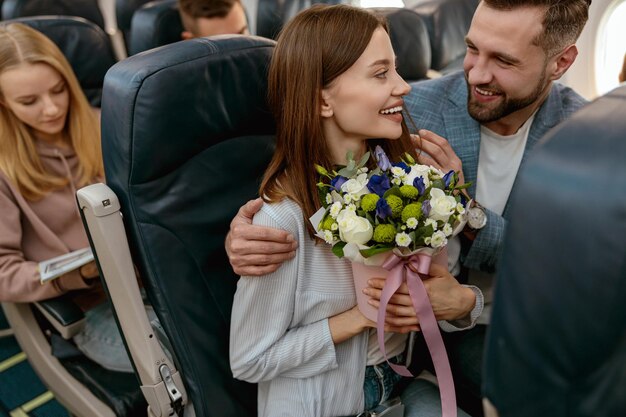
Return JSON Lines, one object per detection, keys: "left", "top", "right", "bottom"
{"left": 77, "top": 183, "right": 187, "bottom": 417}
{"left": 34, "top": 294, "right": 86, "bottom": 339}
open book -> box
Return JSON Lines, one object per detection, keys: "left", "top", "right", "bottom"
{"left": 39, "top": 248, "right": 94, "bottom": 284}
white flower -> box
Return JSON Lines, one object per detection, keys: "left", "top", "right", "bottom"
{"left": 391, "top": 177, "right": 402, "bottom": 186}
{"left": 325, "top": 193, "right": 333, "bottom": 205}
{"left": 391, "top": 166, "right": 406, "bottom": 178}
{"left": 456, "top": 203, "right": 466, "bottom": 214}
{"left": 425, "top": 218, "right": 438, "bottom": 229}
{"left": 395, "top": 232, "right": 412, "bottom": 247}
{"left": 406, "top": 217, "right": 418, "bottom": 229}
{"left": 430, "top": 230, "right": 448, "bottom": 248}
{"left": 424, "top": 237, "right": 431, "bottom": 245}
{"left": 357, "top": 167, "right": 369, "bottom": 174}
{"left": 331, "top": 223, "right": 338, "bottom": 231}
{"left": 323, "top": 230, "right": 335, "bottom": 244}
{"left": 346, "top": 203, "right": 357, "bottom": 212}
{"left": 341, "top": 173, "right": 369, "bottom": 199}
{"left": 329, "top": 201, "right": 342, "bottom": 218}
{"left": 429, "top": 166, "right": 444, "bottom": 178}
{"left": 336, "top": 210, "right": 373, "bottom": 245}
{"left": 443, "top": 223, "right": 453, "bottom": 236}
{"left": 429, "top": 188, "right": 457, "bottom": 222}
{"left": 403, "top": 164, "right": 431, "bottom": 188}
{"left": 344, "top": 194, "right": 353, "bottom": 203}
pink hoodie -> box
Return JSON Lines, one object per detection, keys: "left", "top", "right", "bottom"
{"left": 0, "top": 140, "right": 100, "bottom": 302}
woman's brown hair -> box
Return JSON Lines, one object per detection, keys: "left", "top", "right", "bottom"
{"left": 260, "top": 4, "right": 416, "bottom": 236}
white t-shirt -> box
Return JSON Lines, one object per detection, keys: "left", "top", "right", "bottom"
{"left": 450, "top": 113, "right": 537, "bottom": 324}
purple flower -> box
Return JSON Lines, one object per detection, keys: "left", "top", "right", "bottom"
{"left": 413, "top": 177, "right": 425, "bottom": 196}
{"left": 443, "top": 170, "right": 455, "bottom": 188}
{"left": 376, "top": 198, "right": 392, "bottom": 220}
{"left": 393, "top": 162, "right": 411, "bottom": 173}
{"left": 330, "top": 175, "right": 348, "bottom": 191}
{"left": 374, "top": 145, "right": 391, "bottom": 171}
{"left": 367, "top": 174, "right": 391, "bottom": 197}
{"left": 422, "top": 200, "right": 431, "bottom": 217}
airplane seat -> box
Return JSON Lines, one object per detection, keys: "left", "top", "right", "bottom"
{"left": 484, "top": 85, "right": 626, "bottom": 416}
{"left": 1, "top": 15, "right": 116, "bottom": 106}
{"left": 128, "top": 0, "right": 182, "bottom": 55}
{"left": 78, "top": 35, "right": 276, "bottom": 416}
{"left": 369, "top": 7, "right": 431, "bottom": 82}
{"left": 115, "top": 0, "right": 153, "bottom": 45}
{"left": 409, "top": 0, "right": 479, "bottom": 75}
{"left": 0, "top": 16, "right": 145, "bottom": 417}
{"left": 257, "top": 0, "right": 347, "bottom": 40}
{"left": 1, "top": 0, "right": 106, "bottom": 30}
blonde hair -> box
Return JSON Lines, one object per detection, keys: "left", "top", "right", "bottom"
{"left": 0, "top": 23, "right": 103, "bottom": 200}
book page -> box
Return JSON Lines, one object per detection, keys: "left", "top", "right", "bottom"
{"left": 39, "top": 248, "right": 94, "bottom": 284}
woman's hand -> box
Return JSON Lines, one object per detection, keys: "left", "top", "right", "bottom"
{"left": 79, "top": 261, "right": 99, "bottom": 279}
{"left": 328, "top": 305, "right": 376, "bottom": 344}
{"left": 363, "top": 263, "right": 476, "bottom": 327}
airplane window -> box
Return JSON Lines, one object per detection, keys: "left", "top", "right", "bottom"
{"left": 356, "top": 0, "right": 405, "bottom": 7}
{"left": 595, "top": 0, "right": 626, "bottom": 94}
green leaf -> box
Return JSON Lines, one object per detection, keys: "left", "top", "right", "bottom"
{"left": 358, "top": 151, "right": 371, "bottom": 168}
{"left": 360, "top": 245, "right": 393, "bottom": 258}
{"left": 332, "top": 241, "right": 347, "bottom": 258}
{"left": 383, "top": 186, "right": 402, "bottom": 199}
{"left": 454, "top": 183, "right": 472, "bottom": 190}
{"left": 431, "top": 178, "right": 445, "bottom": 190}
{"left": 315, "top": 164, "right": 330, "bottom": 177}
{"left": 403, "top": 152, "right": 416, "bottom": 165}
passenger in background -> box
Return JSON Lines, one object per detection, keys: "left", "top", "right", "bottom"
{"left": 229, "top": 5, "right": 479, "bottom": 416}
{"left": 225, "top": 0, "right": 592, "bottom": 415}
{"left": 0, "top": 23, "right": 132, "bottom": 373}
{"left": 179, "top": 0, "right": 249, "bottom": 39}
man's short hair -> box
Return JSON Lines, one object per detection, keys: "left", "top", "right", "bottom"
{"left": 482, "top": 0, "right": 591, "bottom": 56}
{"left": 179, "top": 0, "right": 240, "bottom": 19}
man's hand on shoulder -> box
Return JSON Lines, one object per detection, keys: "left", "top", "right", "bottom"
{"left": 226, "top": 198, "right": 298, "bottom": 277}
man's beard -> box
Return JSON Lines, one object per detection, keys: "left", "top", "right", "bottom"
{"left": 466, "top": 69, "right": 548, "bottom": 124}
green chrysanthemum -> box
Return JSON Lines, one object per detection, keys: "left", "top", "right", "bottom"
{"left": 373, "top": 224, "right": 396, "bottom": 243}
{"left": 399, "top": 185, "right": 419, "bottom": 199}
{"left": 360, "top": 193, "right": 380, "bottom": 212}
{"left": 385, "top": 195, "right": 404, "bottom": 218}
{"left": 401, "top": 203, "right": 422, "bottom": 223}
{"left": 320, "top": 215, "right": 336, "bottom": 231}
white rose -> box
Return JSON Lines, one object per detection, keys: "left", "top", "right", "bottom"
{"left": 429, "top": 188, "right": 457, "bottom": 222}
{"left": 336, "top": 210, "right": 373, "bottom": 245}
{"left": 341, "top": 173, "right": 369, "bottom": 199}
{"left": 403, "top": 164, "right": 431, "bottom": 188}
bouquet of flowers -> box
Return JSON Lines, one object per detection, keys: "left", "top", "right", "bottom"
{"left": 312, "top": 145, "right": 469, "bottom": 262}
{"left": 310, "top": 145, "right": 469, "bottom": 417}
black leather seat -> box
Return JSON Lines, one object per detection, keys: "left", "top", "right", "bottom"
{"left": 369, "top": 7, "right": 431, "bottom": 82}
{"left": 409, "top": 0, "right": 478, "bottom": 74}
{"left": 257, "top": 0, "right": 346, "bottom": 39}
{"left": 4, "top": 16, "right": 116, "bottom": 106}
{"left": 127, "top": 0, "right": 182, "bottom": 55}
{"left": 94, "top": 35, "right": 277, "bottom": 416}
{"left": 2, "top": 0, "right": 105, "bottom": 29}
{"left": 484, "top": 86, "right": 626, "bottom": 416}
{"left": 115, "top": 0, "right": 152, "bottom": 44}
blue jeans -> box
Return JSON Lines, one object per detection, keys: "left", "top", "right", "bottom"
{"left": 363, "top": 356, "right": 472, "bottom": 417}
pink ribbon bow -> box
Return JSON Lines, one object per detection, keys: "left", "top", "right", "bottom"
{"left": 377, "top": 252, "right": 457, "bottom": 417}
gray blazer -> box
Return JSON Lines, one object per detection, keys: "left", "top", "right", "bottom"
{"left": 405, "top": 71, "right": 587, "bottom": 272}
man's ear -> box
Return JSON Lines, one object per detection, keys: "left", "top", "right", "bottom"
{"left": 181, "top": 30, "right": 194, "bottom": 40}
{"left": 320, "top": 89, "right": 333, "bottom": 118}
{"left": 549, "top": 44, "right": 578, "bottom": 81}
